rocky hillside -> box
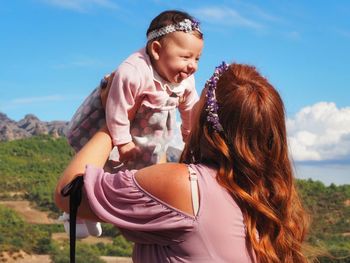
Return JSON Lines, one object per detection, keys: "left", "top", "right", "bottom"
{"left": 0, "top": 112, "right": 68, "bottom": 141}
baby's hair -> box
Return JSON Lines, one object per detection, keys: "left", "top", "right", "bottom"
{"left": 146, "top": 10, "right": 203, "bottom": 42}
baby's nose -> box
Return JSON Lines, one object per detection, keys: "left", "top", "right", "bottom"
{"left": 188, "top": 61, "right": 198, "bottom": 73}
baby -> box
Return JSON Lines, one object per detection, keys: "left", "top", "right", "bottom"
{"left": 61, "top": 10, "right": 204, "bottom": 238}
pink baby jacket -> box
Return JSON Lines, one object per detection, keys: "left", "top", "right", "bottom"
{"left": 106, "top": 47, "right": 199, "bottom": 146}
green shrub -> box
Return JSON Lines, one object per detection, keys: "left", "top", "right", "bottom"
{"left": 0, "top": 136, "right": 74, "bottom": 215}
{"left": 50, "top": 241, "right": 105, "bottom": 263}
{"left": 1, "top": 136, "right": 349, "bottom": 260}
{"left": 0, "top": 205, "right": 52, "bottom": 254}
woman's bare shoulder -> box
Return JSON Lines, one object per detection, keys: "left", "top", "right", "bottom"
{"left": 135, "top": 163, "right": 194, "bottom": 215}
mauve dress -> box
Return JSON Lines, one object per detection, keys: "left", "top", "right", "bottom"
{"left": 84, "top": 163, "right": 255, "bottom": 263}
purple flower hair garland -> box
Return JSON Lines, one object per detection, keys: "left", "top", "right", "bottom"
{"left": 205, "top": 61, "right": 229, "bottom": 133}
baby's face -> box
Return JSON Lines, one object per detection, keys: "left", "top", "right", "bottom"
{"left": 154, "top": 31, "right": 203, "bottom": 83}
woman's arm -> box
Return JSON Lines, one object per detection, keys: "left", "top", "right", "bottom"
{"left": 54, "top": 126, "right": 113, "bottom": 221}
{"left": 55, "top": 126, "right": 196, "bottom": 221}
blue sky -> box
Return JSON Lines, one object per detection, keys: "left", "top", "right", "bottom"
{"left": 1, "top": 0, "right": 349, "bottom": 185}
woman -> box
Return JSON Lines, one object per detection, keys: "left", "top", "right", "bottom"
{"left": 55, "top": 63, "right": 309, "bottom": 263}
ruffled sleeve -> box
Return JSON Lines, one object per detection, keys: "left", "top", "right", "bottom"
{"left": 84, "top": 165, "right": 196, "bottom": 244}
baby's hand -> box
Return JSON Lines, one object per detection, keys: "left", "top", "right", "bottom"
{"left": 118, "top": 141, "right": 140, "bottom": 164}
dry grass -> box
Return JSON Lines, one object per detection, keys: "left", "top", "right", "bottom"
{"left": 0, "top": 201, "right": 58, "bottom": 224}
{"left": 0, "top": 200, "right": 132, "bottom": 262}
{"left": 52, "top": 232, "right": 114, "bottom": 245}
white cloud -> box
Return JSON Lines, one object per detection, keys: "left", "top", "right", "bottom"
{"left": 11, "top": 95, "right": 65, "bottom": 104}
{"left": 239, "top": 3, "right": 281, "bottom": 23}
{"left": 285, "top": 31, "right": 301, "bottom": 40}
{"left": 287, "top": 102, "right": 350, "bottom": 162}
{"left": 40, "top": 0, "right": 118, "bottom": 12}
{"left": 192, "top": 7, "right": 263, "bottom": 30}
{"left": 335, "top": 28, "right": 350, "bottom": 39}
{"left": 170, "top": 102, "right": 350, "bottom": 164}
{"left": 53, "top": 56, "right": 104, "bottom": 69}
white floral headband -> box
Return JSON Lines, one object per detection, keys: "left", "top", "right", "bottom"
{"left": 147, "top": 18, "right": 201, "bottom": 41}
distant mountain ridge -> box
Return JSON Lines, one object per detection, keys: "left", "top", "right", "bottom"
{"left": 0, "top": 112, "right": 68, "bottom": 141}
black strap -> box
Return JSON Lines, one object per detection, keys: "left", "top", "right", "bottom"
{"left": 61, "top": 176, "right": 84, "bottom": 263}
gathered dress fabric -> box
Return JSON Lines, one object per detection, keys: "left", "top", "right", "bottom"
{"left": 84, "top": 163, "right": 255, "bottom": 263}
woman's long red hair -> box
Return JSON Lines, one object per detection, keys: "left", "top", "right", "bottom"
{"left": 181, "top": 63, "right": 309, "bottom": 263}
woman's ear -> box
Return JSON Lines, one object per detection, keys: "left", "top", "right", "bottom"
{"left": 149, "top": 41, "right": 162, "bottom": 61}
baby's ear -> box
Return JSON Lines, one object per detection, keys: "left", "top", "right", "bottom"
{"left": 149, "top": 41, "right": 162, "bottom": 60}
